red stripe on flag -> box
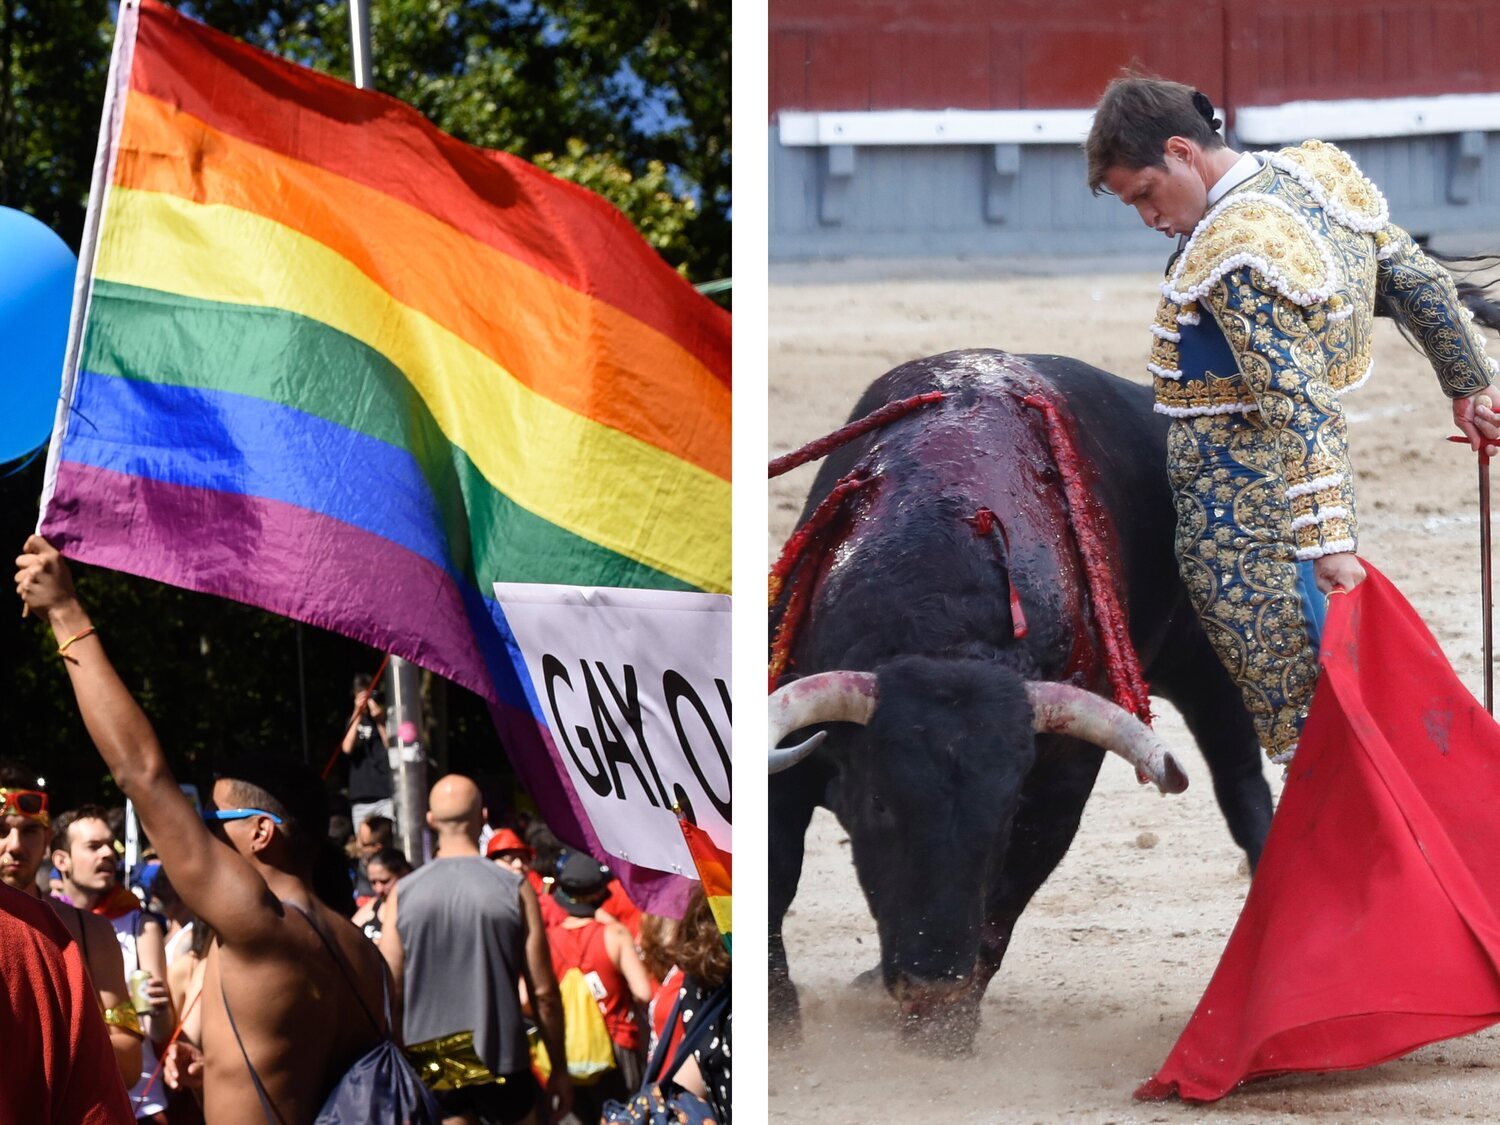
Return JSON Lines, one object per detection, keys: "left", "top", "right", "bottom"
{"left": 678, "top": 817, "right": 731, "bottom": 899}
{"left": 127, "top": 0, "right": 729, "bottom": 386}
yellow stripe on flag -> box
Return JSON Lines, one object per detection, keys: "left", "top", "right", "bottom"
{"left": 95, "top": 187, "right": 732, "bottom": 593}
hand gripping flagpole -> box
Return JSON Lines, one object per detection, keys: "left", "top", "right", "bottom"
{"left": 1450, "top": 422, "right": 1494, "bottom": 714}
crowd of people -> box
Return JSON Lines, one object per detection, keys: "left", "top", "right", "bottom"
{"left": 7, "top": 535, "right": 731, "bottom": 1125}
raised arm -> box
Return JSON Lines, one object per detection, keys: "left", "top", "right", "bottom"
{"left": 16, "top": 536, "right": 283, "bottom": 942}
{"left": 341, "top": 693, "right": 369, "bottom": 755}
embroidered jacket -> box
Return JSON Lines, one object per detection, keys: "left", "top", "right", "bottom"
{"left": 1148, "top": 139, "right": 1498, "bottom": 560}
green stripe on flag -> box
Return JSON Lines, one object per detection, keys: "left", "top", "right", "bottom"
{"left": 82, "top": 281, "right": 696, "bottom": 592}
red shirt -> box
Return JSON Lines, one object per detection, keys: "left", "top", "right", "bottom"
{"left": 546, "top": 919, "right": 641, "bottom": 1051}
{"left": 532, "top": 870, "right": 567, "bottom": 928}
{"left": 649, "top": 965, "right": 685, "bottom": 1061}
{"left": 0, "top": 883, "right": 133, "bottom": 1124}
{"left": 601, "top": 880, "right": 641, "bottom": 938}
{"left": 534, "top": 874, "right": 642, "bottom": 937}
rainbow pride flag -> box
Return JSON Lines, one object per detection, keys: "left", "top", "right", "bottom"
{"left": 677, "top": 814, "right": 732, "bottom": 952}
{"left": 39, "top": 0, "right": 729, "bottom": 911}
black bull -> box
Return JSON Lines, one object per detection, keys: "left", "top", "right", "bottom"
{"left": 769, "top": 349, "right": 1275, "bottom": 1050}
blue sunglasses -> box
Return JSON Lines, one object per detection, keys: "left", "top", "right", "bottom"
{"left": 203, "top": 807, "right": 284, "bottom": 825}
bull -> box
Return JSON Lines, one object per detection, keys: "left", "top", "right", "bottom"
{"left": 768, "top": 349, "right": 1275, "bottom": 1051}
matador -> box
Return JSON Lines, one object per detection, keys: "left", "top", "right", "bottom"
{"left": 1087, "top": 75, "right": 1500, "bottom": 762}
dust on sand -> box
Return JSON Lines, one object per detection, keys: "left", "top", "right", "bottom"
{"left": 768, "top": 269, "right": 1500, "bottom": 1123}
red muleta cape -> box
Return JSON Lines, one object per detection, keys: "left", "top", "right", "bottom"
{"left": 1138, "top": 561, "right": 1500, "bottom": 1102}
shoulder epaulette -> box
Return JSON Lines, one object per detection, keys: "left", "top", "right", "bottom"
{"left": 1163, "top": 192, "right": 1340, "bottom": 307}
{"left": 1259, "top": 139, "right": 1389, "bottom": 233}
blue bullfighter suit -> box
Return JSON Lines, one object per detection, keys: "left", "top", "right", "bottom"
{"left": 1147, "top": 140, "right": 1498, "bottom": 762}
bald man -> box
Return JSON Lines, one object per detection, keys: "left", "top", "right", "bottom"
{"left": 380, "top": 775, "right": 570, "bottom": 1125}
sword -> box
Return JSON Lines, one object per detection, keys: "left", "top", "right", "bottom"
{"left": 1450, "top": 425, "right": 1494, "bottom": 714}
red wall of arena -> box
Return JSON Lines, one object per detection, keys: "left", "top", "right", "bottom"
{"left": 769, "top": 0, "right": 1500, "bottom": 117}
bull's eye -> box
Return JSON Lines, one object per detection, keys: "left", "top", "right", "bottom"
{"left": 870, "top": 793, "right": 888, "bottom": 815}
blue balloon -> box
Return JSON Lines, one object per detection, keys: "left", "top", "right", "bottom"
{"left": 0, "top": 207, "right": 78, "bottom": 463}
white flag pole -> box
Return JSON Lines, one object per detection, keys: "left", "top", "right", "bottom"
{"left": 37, "top": 0, "right": 141, "bottom": 529}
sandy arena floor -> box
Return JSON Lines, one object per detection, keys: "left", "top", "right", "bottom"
{"left": 767, "top": 267, "right": 1500, "bottom": 1123}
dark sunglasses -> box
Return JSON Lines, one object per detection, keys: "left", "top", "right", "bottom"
{"left": 203, "top": 807, "right": 284, "bottom": 825}
{"left": 0, "top": 788, "right": 49, "bottom": 822}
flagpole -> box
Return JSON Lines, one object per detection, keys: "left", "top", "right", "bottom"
{"left": 349, "top": 0, "right": 373, "bottom": 90}
{"left": 37, "top": 0, "right": 141, "bottom": 530}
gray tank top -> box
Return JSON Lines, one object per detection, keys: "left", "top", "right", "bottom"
{"left": 396, "top": 855, "right": 530, "bottom": 1076}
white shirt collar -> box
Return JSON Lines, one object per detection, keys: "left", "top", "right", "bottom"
{"left": 1206, "top": 152, "right": 1262, "bottom": 205}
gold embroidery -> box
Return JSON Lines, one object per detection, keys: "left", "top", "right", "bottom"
{"left": 1168, "top": 413, "right": 1322, "bottom": 760}
{"left": 1272, "top": 139, "right": 1387, "bottom": 228}
{"left": 1168, "top": 196, "right": 1334, "bottom": 306}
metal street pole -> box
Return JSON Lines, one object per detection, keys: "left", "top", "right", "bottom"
{"left": 388, "top": 657, "right": 430, "bottom": 864}
{"left": 346, "top": 0, "right": 429, "bottom": 862}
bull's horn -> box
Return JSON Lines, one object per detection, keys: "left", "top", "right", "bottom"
{"left": 768, "top": 671, "right": 879, "bottom": 773}
{"left": 1025, "top": 681, "right": 1188, "bottom": 794}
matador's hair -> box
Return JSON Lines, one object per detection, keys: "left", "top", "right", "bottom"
{"left": 1086, "top": 70, "right": 1226, "bottom": 194}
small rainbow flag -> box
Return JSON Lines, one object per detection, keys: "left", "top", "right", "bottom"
{"left": 40, "top": 0, "right": 729, "bottom": 911}
{"left": 677, "top": 814, "right": 731, "bottom": 952}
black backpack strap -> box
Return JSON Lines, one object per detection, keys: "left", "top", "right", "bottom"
{"left": 648, "top": 980, "right": 731, "bottom": 1089}
{"left": 220, "top": 972, "right": 288, "bottom": 1125}
{"left": 641, "top": 991, "right": 687, "bottom": 1083}
{"left": 284, "top": 900, "right": 385, "bottom": 1037}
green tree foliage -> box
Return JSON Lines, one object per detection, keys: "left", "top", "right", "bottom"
{"left": 1, "top": 0, "right": 726, "bottom": 812}
{"left": 0, "top": 0, "right": 113, "bottom": 247}
{"left": 4, "top": 0, "right": 729, "bottom": 283}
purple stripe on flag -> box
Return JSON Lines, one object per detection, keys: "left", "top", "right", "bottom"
{"left": 42, "top": 460, "right": 495, "bottom": 700}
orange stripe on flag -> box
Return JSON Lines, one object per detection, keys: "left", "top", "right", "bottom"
{"left": 113, "top": 92, "right": 730, "bottom": 481}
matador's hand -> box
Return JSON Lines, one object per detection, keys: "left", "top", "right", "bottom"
{"left": 1314, "top": 552, "right": 1366, "bottom": 594}
{"left": 1454, "top": 386, "right": 1500, "bottom": 453}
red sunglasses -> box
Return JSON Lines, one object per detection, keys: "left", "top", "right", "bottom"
{"left": 0, "top": 788, "right": 49, "bottom": 824}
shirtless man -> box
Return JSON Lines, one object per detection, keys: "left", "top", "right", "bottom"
{"left": 0, "top": 762, "right": 142, "bottom": 1088}
{"left": 16, "top": 535, "right": 389, "bottom": 1123}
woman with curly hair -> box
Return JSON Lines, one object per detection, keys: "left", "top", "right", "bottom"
{"left": 651, "top": 887, "right": 730, "bottom": 1123}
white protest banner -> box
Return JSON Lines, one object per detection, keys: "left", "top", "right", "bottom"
{"left": 492, "top": 583, "right": 730, "bottom": 876}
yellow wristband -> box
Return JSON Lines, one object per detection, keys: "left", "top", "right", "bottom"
{"left": 58, "top": 626, "right": 97, "bottom": 655}
{"left": 101, "top": 1004, "right": 144, "bottom": 1037}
